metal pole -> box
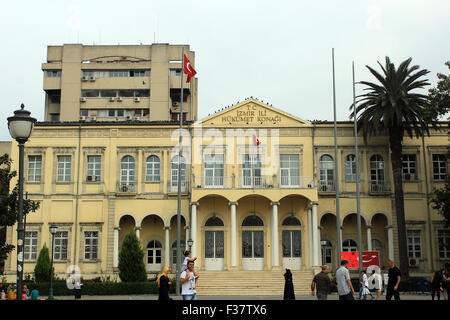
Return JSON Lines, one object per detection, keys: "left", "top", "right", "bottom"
{"left": 16, "top": 142, "right": 25, "bottom": 300}
{"left": 353, "top": 62, "right": 363, "bottom": 272}
{"left": 176, "top": 47, "right": 184, "bottom": 296}
{"left": 49, "top": 232, "right": 55, "bottom": 299}
{"left": 332, "top": 48, "right": 342, "bottom": 266}
{"left": 422, "top": 135, "right": 434, "bottom": 271}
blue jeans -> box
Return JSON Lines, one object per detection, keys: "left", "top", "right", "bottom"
{"left": 182, "top": 293, "right": 197, "bottom": 300}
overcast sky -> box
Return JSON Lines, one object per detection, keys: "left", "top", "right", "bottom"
{"left": 1, "top": 0, "right": 449, "bottom": 141}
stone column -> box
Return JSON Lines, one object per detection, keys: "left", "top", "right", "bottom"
{"left": 190, "top": 202, "right": 198, "bottom": 259}
{"left": 135, "top": 227, "right": 141, "bottom": 240}
{"left": 229, "top": 202, "right": 238, "bottom": 268}
{"left": 113, "top": 227, "right": 120, "bottom": 268}
{"left": 164, "top": 226, "right": 170, "bottom": 267}
{"left": 307, "top": 208, "right": 312, "bottom": 268}
{"left": 367, "top": 226, "right": 373, "bottom": 251}
{"left": 270, "top": 202, "right": 280, "bottom": 269}
{"left": 311, "top": 202, "right": 319, "bottom": 266}
{"left": 185, "top": 226, "right": 190, "bottom": 250}
{"left": 387, "top": 226, "right": 394, "bottom": 261}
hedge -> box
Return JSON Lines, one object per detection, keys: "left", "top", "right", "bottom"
{"left": 6, "top": 279, "right": 176, "bottom": 296}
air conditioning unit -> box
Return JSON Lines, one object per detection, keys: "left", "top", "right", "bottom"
{"left": 408, "top": 258, "right": 419, "bottom": 267}
{"left": 134, "top": 97, "right": 140, "bottom": 102}
{"left": 172, "top": 101, "right": 180, "bottom": 107}
{"left": 81, "top": 76, "right": 89, "bottom": 81}
{"left": 117, "top": 97, "right": 123, "bottom": 102}
{"left": 79, "top": 116, "right": 86, "bottom": 121}
{"left": 126, "top": 115, "right": 132, "bottom": 120}
{"left": 307, "top": 183, "right": 313, "bottom": 188}
{"left": 80, "top": 97, "right": 86, "bottom": 102}
{"left": 87, "top": 175, "right": 94, "bottom": 182}
{"left": 109, "top": 97, "right": 115, "bottom": 102}
{"left": 90, "top": 116, "right": 96, "bottom": 121}
{"left": 121, "top": 185, "right": 128, "bottom": 192}
{"left": 89, "top": 76, "right": 96, "bottom": 81}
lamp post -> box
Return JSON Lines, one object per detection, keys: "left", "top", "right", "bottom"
{"left": 49, "top": 224, "right": 58, "bottom": 299}
{"left": 187, "top": 239, "right": 193, "bottom": 252}
{"left": 7, "top": 103, "right": 36, "bottom": 300}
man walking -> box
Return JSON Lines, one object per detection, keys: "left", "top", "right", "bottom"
{"left": 336, "top": 260, "right": 355, "bottom": 300}
{"left": 311, "top": 265, "right": 335, "bottom": 300}
{"left": 180, "top": 260, "right": 199, "bottom": 300}
{"left": 386, "top": 259, "right": 401, "bottom": 301}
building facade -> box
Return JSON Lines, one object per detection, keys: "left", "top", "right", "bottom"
{"left": 3, "top": 45, "right": 449, "bottom": 283}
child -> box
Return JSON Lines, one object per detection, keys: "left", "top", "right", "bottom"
{"left": 181, "top": 250, "right": 197, "bottom": 272}
{"left": 30, "top": 285, "right": 39, "bottom": 300}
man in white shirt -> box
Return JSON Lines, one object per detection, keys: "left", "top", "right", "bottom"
{"left": 180, "top": 260, "right": 199, "bottom": 300}
{"left": 335, "top": 260, "right": 355, "bottom": 300}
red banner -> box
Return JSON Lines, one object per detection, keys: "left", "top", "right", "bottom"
{"left": 340, "top": 251, "right": 380, "bottom": 268}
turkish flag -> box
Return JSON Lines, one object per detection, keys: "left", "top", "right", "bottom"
{"left": 184, "top": 54, "right": 196, "bottom": 83}
{"left": 253, "top": 135, "right": 260, "bottom": 146}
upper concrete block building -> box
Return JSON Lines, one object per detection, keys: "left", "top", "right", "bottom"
{"left": 3, "top": 44, "right": 449, "bottom": 295}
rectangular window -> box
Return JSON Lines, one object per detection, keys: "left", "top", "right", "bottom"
{"left": 242, "top": 154, "right": 262, "bottom": 187}
{"left": 204, "top": 154, "right": 224, "bottom": 187}
{"left": 53, "top": 231, "right": 68, "bottom": 261}
{"left": 27, "top": 155, "right": 42, "bottom": 182}
{"left": 118, "top": 90, "right": 134, "bottom": 97}
{"left": 24, "top": 231, "right": 38, "bottom": 261}
{"left": 57, "top": 155, "right": 71, "bottom": 182}
{"left": 134, "top": 89, "right": 150, "bottom": 97}
{"left": 81, "top": 90, "right": 100, "bottom": 98}
{"left": 280, "top": 154, "right": 300, "bottom": 186}
{"left": 407, "top": 230, "right": 422, "bottom": 259}
{"left": 402, "top": 155, "right": 417, "bottom": 181}
{"left": 432, "top": 154, "right": 447, "bottom": 181}
{"left": 84, "top": 231, "right": 99, "bottom": 261}
{"left": 87, "top": 156, "right": 101, "bottom": 182}
{"left": 438, "top": 229, "right": 450, "bottom": 260}
{"left": 46, "top": 70, "right": 61, "bottom": 77}
{"left": 101, "top": 90, "right": 117, "bottom": 98}
{"left": 345, "top": 155, "right": 357, "bottom": 182}
{"left": 170, "top": 69, "right": 182, "bottom": 76}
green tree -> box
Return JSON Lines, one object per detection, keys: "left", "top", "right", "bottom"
{"left": 0, "top": 153, "right": 40, "bottom": 273}
{"left": 118, "top": 230, "right": 147, "bottom": 282}
{"left": 352, "top": 57, "right": 435, "bottom": 278}
{"left": 425, "top": 61, "right": 450, "bottom": 121}
{"left": 34, "top": 243, "right": 53, "bottom": 282}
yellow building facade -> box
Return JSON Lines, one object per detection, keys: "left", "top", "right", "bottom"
{"left": 4, "top": 99, "right": 449, "bottom": 282}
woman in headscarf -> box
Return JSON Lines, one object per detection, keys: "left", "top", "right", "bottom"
{"left": 283, "top": 268, "right": 295, "bottom": 300}
{"left": 157, "top": 266, "right": 171, "bottom": 300}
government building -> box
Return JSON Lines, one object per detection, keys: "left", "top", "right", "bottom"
{"left": 3, "top": 44, "right": 449, "bottom": 295}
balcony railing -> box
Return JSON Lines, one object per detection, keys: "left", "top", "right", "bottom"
{"left": 318, "top": 181, "right": 335, "bottom": 192}
{"left": 192, "top": 175, "right": 315, "bottom": 190}
{"left": 369, "top": 181, "right": 390, "bottom": 193}
{"left": 117, "top": 182, "right": 136, "bottom": 193}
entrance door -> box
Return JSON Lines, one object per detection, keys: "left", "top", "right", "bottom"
{"left": 282, "top": 230, "right": 302, "bottom": 270}
{"left": 204, "top": 231, "right": 224, "bottom": 270}
{"left": 147, "top": 240, "right": 162, "bottom": 272}
{"left": 242, "top": 231, "right": 264, "bottom": 270}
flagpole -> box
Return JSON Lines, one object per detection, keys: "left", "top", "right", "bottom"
{"left": 353, "top": 61, "right": 363, "bottom": 272}
{"left": 332, "top": 48, "right": 342, "bottom": 267}
{"left": 176, "top": 47, "right": 184, "bottom": 296}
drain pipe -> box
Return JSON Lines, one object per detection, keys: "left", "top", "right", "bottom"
{"left": 73, "top": 123, "right": 82, "bottom": 266}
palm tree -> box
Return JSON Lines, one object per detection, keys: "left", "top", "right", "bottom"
{"left": 352, "top": 57, "right": 433, "bottom": 278}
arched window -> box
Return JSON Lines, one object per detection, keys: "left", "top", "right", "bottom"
{"left": 146, "top": 155, "right": 160, "bottom": 182}
{"left": 171, "top": 155, "right": 186, "bottom": 191}
{"left": 282, "top": 216, "right": 301, "bottom": 226}
{"left": 319, "top": 155, "right": 334, "bottom": 191}
{"left": 120, "top": 156, "right": 135, "bottom": 185}
{"left": 242, "top": 215, "right": 264, "bottom": 226}
{"left": 205, "top": 216, "right": 224, "bottom": 227}
{"left": 342, "top": 239, "right": 357, "bottom": 252}
{"left": 345, "top": 154, "right": 357, "bottom": 181}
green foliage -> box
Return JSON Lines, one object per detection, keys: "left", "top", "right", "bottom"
{"left": 118, "top": 230, "right": 147, "bottom": 282}
{"left": 34, "top": 243, "right": 53, "bottom": 283}
{"left": 431, "top": 148, "right": 450, "bottom": 227}
{"left": 0, "top": 153, "right": 40, "bottom": 270}
{"left": 426, "top": 61, "right": 450, "bottom": 122}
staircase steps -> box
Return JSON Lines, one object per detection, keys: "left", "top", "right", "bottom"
{"left": 195, "top": 270, "right": 314, "bottom": 296}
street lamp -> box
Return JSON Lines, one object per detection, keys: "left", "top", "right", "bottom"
{"left": 187, "top": 239, "right": 193, "bottom": 251}
{"left": 49, "top": 224, "right": 58, "bottom": 300}
{"left": 7, "top": 103, "right": 36, "bottom": 300}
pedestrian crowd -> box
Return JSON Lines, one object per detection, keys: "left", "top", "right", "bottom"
{"left": 0, "top": 283, "right": 39, "bottom": 300}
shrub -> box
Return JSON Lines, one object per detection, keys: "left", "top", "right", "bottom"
{"left": 118, "top": 230, "right": 147, "bottom": 282}
{"left": 34, "top": 243, "right": 53, "bottom": 283}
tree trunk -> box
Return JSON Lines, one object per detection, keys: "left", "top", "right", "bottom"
{"left": 389, "top": 128, "right": 409, "bottom": 279}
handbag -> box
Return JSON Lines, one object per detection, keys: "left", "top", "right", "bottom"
{"left": 362, "top": 287, "right": 370, "bottom": 295}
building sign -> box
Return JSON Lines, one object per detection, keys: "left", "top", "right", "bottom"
{"left": 220, "top": 104, "right": 282, "bottom": 124}
{"left": 340, "top": 251, "right": 380, "bottom": 269}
